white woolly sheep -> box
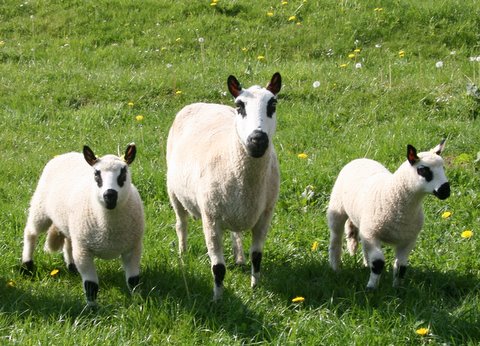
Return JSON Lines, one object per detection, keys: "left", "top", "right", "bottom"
{"left": 327, "top": 140, "right": 450, "bottom": 290}
{"left": 166, "top": 72, "right": 282, "bottom": 300}
{"left": 22, "top": 144, "right": 144, "bottom": 306}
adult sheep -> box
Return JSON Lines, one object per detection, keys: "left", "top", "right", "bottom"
{"left": 166, "top": 72, "right": 282, "bottom": 300}
{"left": 327, "top": 140, "right": 450, "bottom": 290}
{"left": 22, "top": 144, "right": 144, "bottom": 306}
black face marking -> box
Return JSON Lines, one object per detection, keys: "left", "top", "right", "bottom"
{"left": 417, "top": 165, "right": 433, "bottom": 182}
{"left": 235, "top": 100, "right": 246, "bottom": 117}
{"left": 266, "top": 97, "right": 277, "bottom": 118}
{"left": 212, "top": 263, "right": 226, "bottom": 287}
{"left": 94, "top": 170, "right": 103, "bottom": 187}
{"left": 371, "top": 259, "right": 385, "bottom": 275}
{"left": 84, "top": 280, "right": 99, "bottom": 302}
{"left": 434, "top": 182, "right": 450, "bottom": 200}
{"left": 251, "top": 251, "right": 262, "bottom": 273}
{"left": 118, "top": 167, "right": 127, "bottom": 187}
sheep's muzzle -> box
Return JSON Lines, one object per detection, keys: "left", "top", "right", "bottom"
{"left": 433, "top": 182, "right": 450, "bottom": 200}
{"left": 103, "top": 189, "right": 118, "bottom": 209}
{"left": 246, "top": 130, "right": 269, "bottom": 158}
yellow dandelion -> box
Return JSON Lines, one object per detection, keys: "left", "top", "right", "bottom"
{"left": 127, "top": 101, "right": 134, "bottom": 107}
{"left": 297, "top": 153, "right": 308, "bottom": 159}
{"left": 288, "top": 15, "right": 296, "bottom": 21}
{"left": 441, "top": 211, "right": 452, "bottom": 219}
{"left": 354, "top": 48, "right": 361, "bottom": 53}
{"left": 296, "top": 22, "right": 302, "bottom": 26}
{"left": 348, "top": 53, "right": 355, "bottom": 59}
{"left": 415, "top": 327, "right": 429, "bottom": 336}
{"left": 399, "top": 50, "right": 405, "bottom": 58}
{"left": 50, "top": 269, "right": 60, "bottom": 277}
{"left": 374, "top": 7, "right": 384, "bottom": 12}
{"left": 135, "top": 115, "right": 144, "bottom": 122}
{"left": 282, "top": 1, "right": 288, "bottom": 5}
{"left": 175, "top": 90, "right": 182, "bottom": 95}
{"left": 257, "top": 55, "right": 265, "bottom": 61}
{"left": 311, "top": 241, "right": 319, "bottom": 251}
{"left": 6, "top": 280, "right": 16, "bottom": 288}
{"left": 292, "top": 296, "right": 305, "bottom": 303}
{"left": 339, "top": 63, "right": 348, "bottom": 68}
{"left": 0, "top": 40, "right": 5, "bottom": 47}
{"left": 461, "top": 230, "right": 473, "bottom": 239}
{"left": 267, "top": 11, "right": 274, "bottom": 17}
{"left": 210, "top": 2, "right": 217, "bottom": 6}
{"left": 241, "top": 47, "right": 248, "bottom": 52}
{"left": 175, "top": 38, "right": 182, "bottom": 42}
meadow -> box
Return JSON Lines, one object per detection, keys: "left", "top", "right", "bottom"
{"left": 1, "top": 0, "right": 480, "bottom": 344}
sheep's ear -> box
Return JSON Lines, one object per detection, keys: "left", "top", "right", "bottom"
{"left": 267, "top": 72, "right": 282, "bottom": 95}
{"left": 124, "top": 143, "right": 136, "bottom": 165}
{"left": 431, "top": 138, "right": 446, "bottom": 155}
{"left": 83, "top": 146, "right": 98, "bottom": 166}
{"left": 407, "top": 144, "right": 419, "bottom": 165}
{"left": 227, "top": 75, "right": 242, "bottom": 98}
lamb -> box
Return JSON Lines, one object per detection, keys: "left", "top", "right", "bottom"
{"left": 166, "top": 72, "right": 282, "bottom": 300}
{"left": 21, "top": 144, "right": 144, "bottom": 306}
{"left": 327, "top": 140, "right": 450, "bottom": 290}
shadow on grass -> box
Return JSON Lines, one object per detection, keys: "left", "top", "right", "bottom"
{"left": 261, "top": 256, "right": 480, "bottom": 343}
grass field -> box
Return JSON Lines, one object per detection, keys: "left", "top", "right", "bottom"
{"left": 1, "top": 0, "right": 480, "bottom": 344}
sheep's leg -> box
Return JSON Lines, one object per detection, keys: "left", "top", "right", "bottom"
{"left": 327, "top": 210, "right": 348, "bottom": 271}
{"left": 63, "top": 238, "right": 78, "bottom": 273}
{"left": 22, "top": 214, "right": 52, "bottom": 273}
{"left": 73, "top": 246, "right": 99, "bottom": 306}
{"left": 250, "top": 208, "right": 274, "bottom": 288}
{"left": 121, "top": 243, "right": 142, "bottom": 293}
{"left": 231, "top": 232, "right": 245, "bottom": 265}
{"left": 362, "top": 237, "right": 385, "bottom": 290}
{"left": 345, "top": 219, "right": 359, "bottom": 256}
{"left": 202, "top": 216, "right": 226, "bottom": 301}
{"left": 169, "top": 192, "right": 189, "bottom": 254}
{"left": 393, "top": 242, "right": 415, "bottom": 288}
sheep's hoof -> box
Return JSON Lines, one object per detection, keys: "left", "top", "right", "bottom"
{"left": 212, "top": 286, "right": 224, "bottom": 302}
{"left": 365, "top": 285, "right": 376, "bottom": 293}
{"left": 68, "top": 263, "right": 78, "bottom": 274}
{"left": 20, "top": 261, "right": 35, "bottom": 276}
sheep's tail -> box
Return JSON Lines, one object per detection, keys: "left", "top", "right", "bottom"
{"left": 44, "top": 225, "right": 65, "bottom": 253}
{"left": 345, "top": 219, "right": 359, "bottom": 256}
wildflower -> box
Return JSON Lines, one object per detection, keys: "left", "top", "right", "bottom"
{"left": 6, "top": 280, "right": 15, "bottom": 288}
{"left": 128, "top": 102, "right": 134, "bottom": 107}
{"left": 198, "top": 37, "right": 205, "bottom": 43}
{"left": 348, "top": 53, "right": 355, "bottom": 59}
{"left": 312, "top": 81, "right": 320, "bottom": 88}
{"left": 355, "top": 63, "right": 362, "bottom": 69}
{"left": 450, "top": 51, "right": 456, "bottom": 55}
{"left": 175, "top": 38, "right": 182, "bottom": 42}
{"left": 282, "top": 1, "right": 288, "bottom": 5}
{"left": 166, "top": 63, "right": 173, "bottom": 69}
{"left": 374, "top": 7, "right": 384, "bottom": 12}
{"left": 292, "top": 296, "right": 305, "bottom": 303}
{"left": 375, "top": 43, "right": 382, "bottom": 48}
{"left": 210, "top": 2, "right": 217, "bottom": 6}
{"left": 354, "top": 48, "right": 361, "bottom": 53}
{"left": 267, "top": 11, "right": 274, "bottom": 17}
{"left": 241, "top": 47, "right": 248, "bottom": 52}
{"left": 257, "top": 55, "right": 265, "bottom": 61}
{"left": 0, "top": 40, "right": 5, "bottom": 47}
{"left": 288, "top": 16, "right": 296, "bottom": 21}
{"left": 175, "top": 90, "right": 182, "bottom": 95}
{"left": 461, "top": 230, "right": 473, "bottom": 239}
{"left": 399, "top": 50, "right": 405, "bottom": 58}
{"left": 435, "top": 61, "right": 444, "bottom": 68}
{"left": 50, "top": 269, "right": 60, "bottom": 277}
{"left": 311, "top": 241, "right": 319, "bottom": 251}
{"left": 339, "top": 63, "right": 348, "bottom": 68}
{"left": 416, "top": 328, "right": 429, "bottom": 336}
{"left": 441, "top": 211, "right": 452, "bottom": 219}
{"left": 135, "top": 115, "right": 144, "bottom": 122}
{"left": 298, "top": 153, "right": 308, "bottom": 159}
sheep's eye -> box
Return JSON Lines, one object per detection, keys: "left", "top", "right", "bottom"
{"left": 94, "top": 170, "right": 103, "bottom": 187}
{"left": 118, "top": 167, "right": 127, "bottom": 187}
{"left": 417, "top": 165, "right": 433, "bottom": 182}
{"left": 267, "top": 98, "right": 277, "bottom": 118}
{"left": 235, "top": 100, "right": 246, "bottom": 117}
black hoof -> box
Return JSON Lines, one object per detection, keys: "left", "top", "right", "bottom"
{"left": 20, "top": 261, "right": 35, "bottom": 276}
{"left": 84, "top": 280, "right": 99, "bottom": 304}
{"left": 128, "top": 275, "right": 140, "bottom": 291}
{"left": 68, "top": 263, "right": 78, "bottom": 274}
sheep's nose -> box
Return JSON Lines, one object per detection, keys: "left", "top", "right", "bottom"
{"left": 103, "top": 189, "right": 118, "bottom": 209}
{"left": 246, "top": 130, "right": 269, "bottom": 158}
{"left": 434, "top": 182, "right": 450, "bottom": 200}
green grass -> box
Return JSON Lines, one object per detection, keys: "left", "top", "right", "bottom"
{"left": 1, "top": 0, "right": 480, "bottom": 344}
